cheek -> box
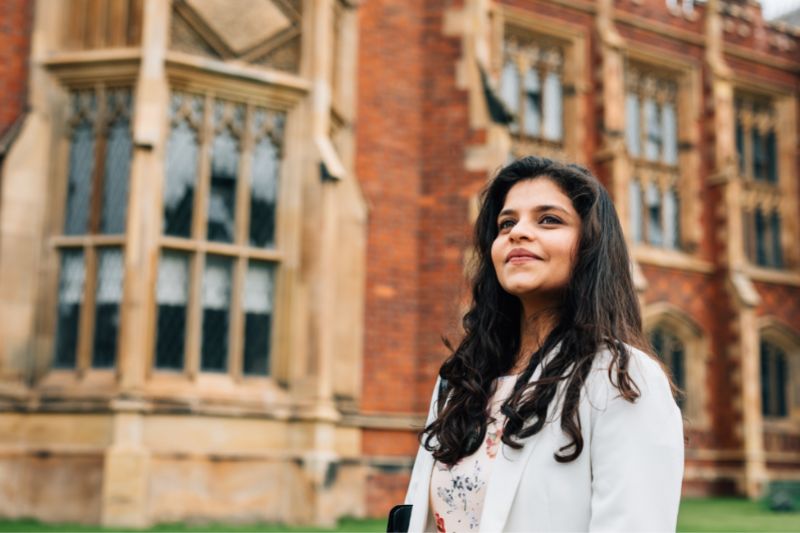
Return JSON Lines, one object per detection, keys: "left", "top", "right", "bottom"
{"left": 490, "top": 238, "right": 503, "bottom": 268}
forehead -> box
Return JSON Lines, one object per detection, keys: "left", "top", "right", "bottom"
{"left": 501, "top": 178, "right": 575, "bottom": 213}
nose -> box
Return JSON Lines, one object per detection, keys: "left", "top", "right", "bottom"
{"left": 508, "top": 219, "right": 534, "bottom": 242}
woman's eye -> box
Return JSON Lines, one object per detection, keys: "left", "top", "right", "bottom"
{"left": 539, "top": 215, "right": 562, "bottom": 225}
{"left": 498, "top": 219, "right": 515, "bottom": 231}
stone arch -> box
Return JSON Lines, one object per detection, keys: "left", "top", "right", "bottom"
{"left": 757, "top": 317, "right": 800, "bottom": 421}
{"left": 643, "top": 302, "right": 710, "bottom": 428}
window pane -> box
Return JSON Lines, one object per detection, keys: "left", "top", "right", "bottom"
{"left": 752, "top": 128, "right": 766, "bottom": 181}
{"left": 663, "top": 186, "right": 679, "bottom": 249}
{"left": 250, "top": 109, "right": 283, "bottom": 248}
{"left": 243, "top": 261, "right": 276, "bottom": 376}
{"left": 776, "top": 348, "right": 787, "bottom": 417}
{"left": 662, "top": 103, "right": 678, "bottom": 165}
{"left": 760, "top": 340, "right": 770, "bottom": 416}
{"left": 629, "top": 179, "right": 643, "bottom": 243}
{"left": 743, "top": 209, "right": 755, "bottom": 262}
{"left": 54, "top": 250, "right": 85, "bottom": 368}
{"left": 755, "top": 208, "right": 767, "bottom": 266}
{"left": 207, "top": 101, "right": 243, "bottom": 243}
{"left": 770, "top": 211, "right": 782, "bottom": 268}
{"left": 625, "top": 93, "right": 640, "bottom": 157}
{"left": 100, "top": 89, "right": 133, "bottom": 234}
{"left": 522, "top": 68, "right": 541, "bottom": 136}
{"left": 646, "top": 182, "right": 663, "bottom": 246}
{"left": 643, "top": 98, "right": 662, "bottom": 161}
{"left": 92, "top": 248, "right": 124, "bottom": 368}
{"left": 543, "top": 71, "right": 562, "bottom": 141}
{"left": 164, "top": 93, "right": 202, "bottom": 238}
{"left": 735, "top": 117, "right": 745, "bottom": 175}
{"left": 650, "top": 327, "right": 685, "bottom": 409}
{"left": 500, "top": 60, "right": 520, "bottom": 133}
{"left": 155, "top": 251, "right": 190, "bottom": 370}
{"left": 201, "top": 255, "right": 232, "bottom": 372}
{"left": 64, "top": 92, "right": 97, "bottom": 235}
{"left": 766, "top": 130, "right": 777, "bottom": 184}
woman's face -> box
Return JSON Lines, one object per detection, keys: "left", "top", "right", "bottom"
{"left": 490, "top": 177, "right": 581, "bottom": 307}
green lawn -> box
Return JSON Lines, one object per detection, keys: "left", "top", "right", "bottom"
{"left": 1, "top": 499, "right": 798, "bottom": 532}
{"left": 678, "top": 498, "right": 800, "bottom": 532}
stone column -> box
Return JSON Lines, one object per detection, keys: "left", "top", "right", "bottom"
{"left": 706, "top": 0, "right": 765, "bottom": 499}
{"left": 101, "top": 0, "right": 171, "bottom": 526}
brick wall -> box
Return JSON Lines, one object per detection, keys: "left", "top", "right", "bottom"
{"left": 356, "top": 0, "right": 800, "bottom": 517}
{"left": 0, "top": 0, "right": 33, "bottom": 141}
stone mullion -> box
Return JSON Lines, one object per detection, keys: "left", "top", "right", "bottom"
{"left": 228, "top": 105, "right": 254, "bottom": 381}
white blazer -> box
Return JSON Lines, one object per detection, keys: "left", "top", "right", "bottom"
{"left": 404, "top": 344, "right": 684, "bottom": 532}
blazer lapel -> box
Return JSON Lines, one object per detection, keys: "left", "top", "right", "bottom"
{"left": 479, "top": 434, "right": 542, "bottom": 531}
{"left": 407, "top": 442, "right": 435, "bottom": 532}
{"left": 479, "top": 343, "right": 560, "bottom": 531}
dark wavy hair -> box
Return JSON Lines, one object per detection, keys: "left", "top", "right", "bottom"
{"left": 422, "top": 156, "right": 667, "bottom": 465}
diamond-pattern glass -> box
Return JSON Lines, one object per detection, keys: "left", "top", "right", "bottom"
{"left": 207, "top": 101, "right": 242, "bottom": 243}
{"left": 54, "top": 250, "right": 86, "bottom": 368}
{"left": 500, "top": 61, "right": 520, "bottom": 133}
{"left": 92, "top": 247, "right": 124, "bottom": 368}
{"left": 155, "top": 250, "right": 190, "bottom": 370}
{"left": 164, "top": 92, "right": 201, "bottom": 237}
{"left": 201, "top": 255, "right": 232, "bottom": 372}
{"left": 242, "top": 261, "right": 275, "bottom": 375}
{"left": 543, "top": 71, "right": 562, "bottom": 141}
{"left": 523, "top": 68, "right": 541, "bottom": 136}
{"left": 64, "top": 92, "right": 97, "bottom": 235}
{"left": 100, "top": 89, "right": 133, "bottom": 234}
{"left": 249, "top": 108, "right": 283, "bottom": 248}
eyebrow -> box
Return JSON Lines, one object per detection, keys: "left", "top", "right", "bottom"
{"left": 498, "top": 204, "right": 573, "bottom": 218}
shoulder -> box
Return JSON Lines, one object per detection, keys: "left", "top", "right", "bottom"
{"left": 585, "top": 342, "right": 674, "bottom": 409}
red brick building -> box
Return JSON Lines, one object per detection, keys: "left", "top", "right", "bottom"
{"left": 0, "top": 0, "right": 798, "bottom": 527}
{"left": 357, "top": 0, "right": 800, "bottom": 516}
{"left": 0, "top": 0, "right": 33, "bottom": 166}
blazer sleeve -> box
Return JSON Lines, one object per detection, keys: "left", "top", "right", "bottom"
{"left": 588, "top": 350, "right": 685, "bottom": 532}
{"left": 404, "top": 376, "right": 441, "bottom": 505}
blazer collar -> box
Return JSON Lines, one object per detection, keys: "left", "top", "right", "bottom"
{"left": 479, "top": 341, "right": 561, "bottom": 531}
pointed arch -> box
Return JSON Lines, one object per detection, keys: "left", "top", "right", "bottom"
{"left": 758, "top": 317, "right": 800, "bottom": 421}
{"left": 643, "top": 302, "right": 710, "bottom": 428}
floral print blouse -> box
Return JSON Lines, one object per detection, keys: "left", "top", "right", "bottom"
{"left": 429, "top": 375, "right": 517, "bottom": 532}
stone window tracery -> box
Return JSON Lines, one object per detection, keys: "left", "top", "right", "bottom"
{"left": 155, "top": 91, "right": 283, "bottom": 377}
{"left": 626, "top": 65, "right": 681, "bottom": 250}
{"left": 736, "top": 94, "right": 785, "bottom": 269}
{"left": 53, "top": 86, "right": 132, "bottom": 371}
{"left": 499, "top": 25, "right": 565, "bottom": 160}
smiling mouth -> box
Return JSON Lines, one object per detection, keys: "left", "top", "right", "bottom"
{"left": 507, "top": 255, "right": 541, "bottom": 264}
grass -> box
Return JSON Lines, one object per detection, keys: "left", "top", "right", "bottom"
{"left": 0, "top": 517, "right": 386, "bottom": 533}
{"left": 1, "top": 498, "right": 798, "bottom": 532}
{"left": 678, "top": 497, "right": 800, "bottom": 532}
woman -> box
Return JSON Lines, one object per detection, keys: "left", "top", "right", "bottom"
{"left": 403, "top": 157, "right": 684, "bottom": 532}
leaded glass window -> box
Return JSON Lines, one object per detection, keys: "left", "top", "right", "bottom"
{"left": 54, "top": 86, "right": 133, "bottom": 371}
{"left": 243, "top": 261, "right": 275, "bottom": 375}
{"left": 157, "top": 90, "right": 285, "bottom": 376}
{"left": 626, "top": 66, "right": 681, "bottom": 250}
{"left": 201, "top": 255, "right": 232, "bottom": 372}
{"left": 650, "top": 326, "right": 685, "bottom": 408}
{"left": 92, "top": 248, "right": 124, "bottom": 368}
{"left": 761, "top": 340, "right": 788, "bottom": 418}
{"left": 54, "top": 250, "right": 85, "bottom": 368}
{"left": 155, "top": 251, "right": 190, "bottom": 370}
{"left": 499, "top": 26, "right": 565, "bottom": 158}
{"left": 736, "top": 94, "right": 785, "bottom": 269}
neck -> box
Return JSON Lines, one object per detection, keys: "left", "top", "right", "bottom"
{"left": 512, "top": 296, "right": 561, "bottom": 373}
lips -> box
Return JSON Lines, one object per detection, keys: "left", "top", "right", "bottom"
{"left": 506, "top": 248, "right": 543, "bottom": 263}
